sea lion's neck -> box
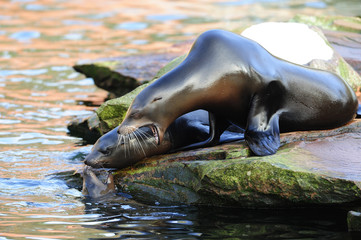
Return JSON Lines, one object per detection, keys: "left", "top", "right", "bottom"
{"left": 150, "top": 62, "right": 203, "bottom": 113}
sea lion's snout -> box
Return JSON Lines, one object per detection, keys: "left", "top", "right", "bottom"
{"left": 83, "top": 152, "right": 99, "bottom": 168}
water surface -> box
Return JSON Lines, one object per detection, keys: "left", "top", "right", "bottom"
{"left": 1, "top": 0, "right": 361, "bottom": 239}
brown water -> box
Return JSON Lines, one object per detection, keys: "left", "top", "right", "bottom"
{"left": 1, "top": 0, "right": 361, "bottom": 239}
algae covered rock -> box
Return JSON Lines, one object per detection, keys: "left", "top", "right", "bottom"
{"left": 74, "top": 53, "right": 185, "bottom": 98}
{"left": 74, "top": 60, "right": 140, "bottom": 98}
{"left": 114, "top": 120, "right": 361, "bottom": 207}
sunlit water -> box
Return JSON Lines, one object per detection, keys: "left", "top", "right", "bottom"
{"left": 1, "top": 0, "right": 361, "bottom": 239}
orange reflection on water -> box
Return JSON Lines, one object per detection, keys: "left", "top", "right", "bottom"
{"left": 0, "top": 0, "right": 338, "bottom": 69}
{"left": 0, "top": 233, "right": 74, "bottom": 239}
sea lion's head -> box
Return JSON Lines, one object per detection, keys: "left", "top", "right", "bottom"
{"left": 84, "top": 128, "right": 120, "bottom": 168}
{"left": 84, "top": 126, "right": 172, "bottom": 169}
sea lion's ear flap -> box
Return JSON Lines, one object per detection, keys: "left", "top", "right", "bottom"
{"left": 151, "top": 97, "right": 163, "bottom": 103}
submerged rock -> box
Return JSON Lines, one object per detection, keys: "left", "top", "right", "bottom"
{"left": 348, "top": 210, "right": 361, "bottom": 231}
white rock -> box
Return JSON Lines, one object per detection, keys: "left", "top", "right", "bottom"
{"left": 241, "top": 22, "right": 333, "bottom": 65}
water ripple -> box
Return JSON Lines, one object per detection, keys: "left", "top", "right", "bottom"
{"left": 10, "top": 30, "right": 41, "bottom": 42}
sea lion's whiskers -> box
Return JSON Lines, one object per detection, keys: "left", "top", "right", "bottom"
{"left": 137, "top": 128, "right": 157, "bottom": 147}
{"left": 129, "top": 132, "right": 137, "bottom": 155}
{"left": 116, "top": 132, "right": 122, "bottom": 150}
{"left": 133, "top": 131, "right": 147, "bottom": 157}
{"left": 123, "top": 135, "right": 127, "bottom": 159}
{"left": 126, "top": 133, "right": 131, "bottom": 158}
{"left": 130, "top": 132, "right": 139, "bottom": 155}
{"left": 137, "top": 129, "right": 151, "bottom": 148}
{"left": 99, "top": 162, "right": 106, "bottom": 170}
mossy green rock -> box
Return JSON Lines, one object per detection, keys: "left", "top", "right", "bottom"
{"left": 114, "top": 120, "right": 361, "bottom": 207}
{"left": 74, "top": 53, "right": 181, "bottom": 98}
{"left": 74, "top": 61, "right": 141, "bottom": 97}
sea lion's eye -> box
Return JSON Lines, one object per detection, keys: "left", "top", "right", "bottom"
{"left": 100, "top": 148, "right": 112, "bottom": 156}
{"left": 130, "top": 111, "right": 142, "bottom": 119}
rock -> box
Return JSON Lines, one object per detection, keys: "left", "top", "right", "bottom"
{"left": 322, "top": 30, "right": 361, "bottom": 76}
{"left": 73, "top": 54, "right": 176, "bottom": 98}
{"left": 73, "top": 42, "right": 191, "bottom": 98}
{"left": 348, "top": 210, "right": 361, "bottom": 231}
{"left": 114, "top": 120, "right": 361, "bottom": 207}
{"left": 74, "top": 61, "right": 140, "bottom": 99}
{"left": 67, "top": 114, "right": 101, "bottom": 143}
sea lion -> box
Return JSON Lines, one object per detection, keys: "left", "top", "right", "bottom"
{"left": 117, "top": 29, "right": 358, "bottom": 156}
{"left": 82, "top": 166, "right": 116, "bottom": 198}
{"left": 84, "top": 110, "right": 244, "bottom": 168}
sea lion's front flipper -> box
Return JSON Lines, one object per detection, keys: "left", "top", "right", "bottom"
{"left": 245, "top": 113, "right": 280, "bottom": 156}
{"left": 245, "top": 81, "right": 284, "bottom": 156}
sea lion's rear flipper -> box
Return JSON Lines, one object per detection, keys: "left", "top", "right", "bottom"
{"left": 245, "top": 81, "right": 284, "bottom": 156}
{"left": 173, "top": 112, "right": 229, "bottom": 151}
{"left": 357, "top": 104, "right": 361, "bottom": 118}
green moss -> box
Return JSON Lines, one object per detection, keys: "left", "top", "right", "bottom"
{"left": 74, "top": 61, "right": 140, "bottom": 96}
{"left": 95, "top": 83, "right": 150, "bottom": 131}
{"left": 291, "top": 15, "right": 361, "bottom": 33}
{"left": 93, "top": 61, "right": 119, "bottom": 69}
{"left": 224, "top": 144, "right": 250, "bottom": 159}
{"left": 336, "top": 58, "right": 361, "bottom": 91}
